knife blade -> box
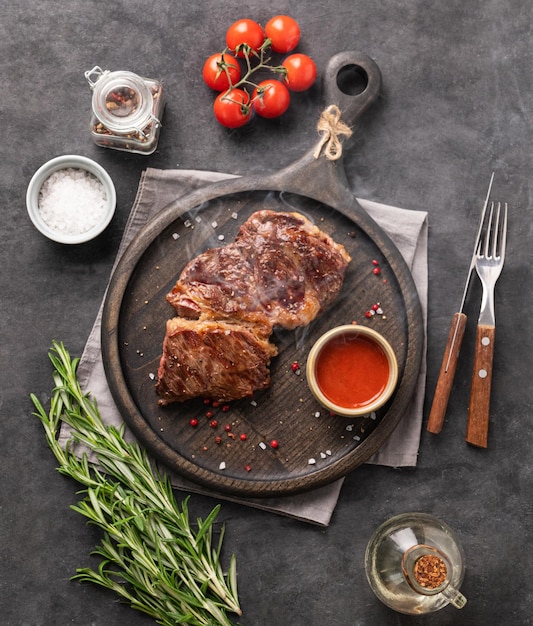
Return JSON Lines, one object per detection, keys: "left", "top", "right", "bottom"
{"left": 426, "top": 172, "right": 494, "bottom": 434}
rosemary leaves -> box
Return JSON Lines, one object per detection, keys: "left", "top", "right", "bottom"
{"left": 31, "top": 341, "right": 241, "bottom": 626}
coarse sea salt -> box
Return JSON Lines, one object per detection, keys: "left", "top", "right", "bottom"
{"left": 38, "top": 168, "right": 108, "bottom": 235}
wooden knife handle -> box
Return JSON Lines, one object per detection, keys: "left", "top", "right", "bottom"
{"left": 427, "top": 312, "right": 468, "bottom": 434}
{"left": 466, "top": 323, "right": 496, "bottom": 447}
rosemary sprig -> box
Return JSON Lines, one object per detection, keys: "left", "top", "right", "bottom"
{"left": 31, "top": 341, "right": 241, "bottom": 626}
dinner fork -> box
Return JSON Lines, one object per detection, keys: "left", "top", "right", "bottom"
{"left": 466, "top": 201, "right": 508, "bottom": 447}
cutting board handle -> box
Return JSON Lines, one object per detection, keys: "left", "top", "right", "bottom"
{"left": 258, "top": 51, "right": 382, "bottom": 209}
{"left": 323, "top": 51, "right": 382, "bottom": 129}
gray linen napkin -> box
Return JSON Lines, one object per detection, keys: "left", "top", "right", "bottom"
{"left": 59, "top": 168, "right": 428, "bottom": 526}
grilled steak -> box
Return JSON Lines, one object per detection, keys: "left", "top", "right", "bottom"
{"left": 157, "top": 210, "right": 351, "bottom": 405}
{"left": 156, "top": 317, "right": 277, "bottom": 404}
{"left": 167, "top": 210, "right": 352, "bottom": 330}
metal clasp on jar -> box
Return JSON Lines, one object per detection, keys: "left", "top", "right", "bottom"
{"left": 84, "top": 66, "right": 110, "bottom": 89}
{"left": 134, "top": 113, "right": 162, "bottom": 140}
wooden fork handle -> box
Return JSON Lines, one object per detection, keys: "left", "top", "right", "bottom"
{"left": 466, "top": 323, "right": 496, "bottom": 447}
{"left": 427, "top": 312, "right": 467, "bottom": 434}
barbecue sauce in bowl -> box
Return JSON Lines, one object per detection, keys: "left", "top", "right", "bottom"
{"left": 306, "top": 325, "right": 398, "bottom": 417}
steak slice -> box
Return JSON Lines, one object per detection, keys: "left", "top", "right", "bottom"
{"left": 155, "top": 317, "right": 278, "bottom": 404}
{"left": 167, "top": 210, "right": 351, "bottom": 330}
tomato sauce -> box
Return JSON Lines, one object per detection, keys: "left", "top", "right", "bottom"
{"left": 314, "top": 332, "right": 390, "bottom": 409}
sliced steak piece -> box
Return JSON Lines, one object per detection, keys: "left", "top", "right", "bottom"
{"left": 155, "top": 317, "right": 278, "bottom": 404}
{"left": 166, "top": 210, "right": 351, "bottom": 330}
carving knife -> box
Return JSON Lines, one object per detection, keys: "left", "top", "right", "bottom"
{"left": 427, "top": 173, "right": 494, "bottom": 434}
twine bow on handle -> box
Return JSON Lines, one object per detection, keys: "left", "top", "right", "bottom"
{"left": 313, "top": 104, "right": 353, "bottom": 160}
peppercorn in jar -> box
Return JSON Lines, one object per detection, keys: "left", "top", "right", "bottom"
{"left": 85, "top": 66, "right": 165, "bottom": 155}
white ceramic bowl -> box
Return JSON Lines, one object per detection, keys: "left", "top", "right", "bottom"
{"left": 306, "top": 324, "right": 398, "bottom": 417}
{"left": 26, "top": 155, "right": 116, "bottom": 244}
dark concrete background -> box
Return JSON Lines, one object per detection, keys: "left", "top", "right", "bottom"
{"left": 1, "top": 1, "right": 532, "bottom": 624}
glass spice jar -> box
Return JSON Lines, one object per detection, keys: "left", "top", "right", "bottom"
{"left": 85, "top": 66, "right": 165, "bottom": 155}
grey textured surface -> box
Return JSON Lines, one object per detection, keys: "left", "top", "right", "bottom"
{"left": 1, "top": 1, "right": 532, "bottom": 625}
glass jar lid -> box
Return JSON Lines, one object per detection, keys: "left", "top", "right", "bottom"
{"left": 85, "top": 67, "right": 156, "bottom": 135}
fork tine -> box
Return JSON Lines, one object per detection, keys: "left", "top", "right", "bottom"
{"left": 491, "top": 202, "right": 500, "bottom": 259}
{"left": 482, "top": 201, "right": 495, "bottom": 258}
{"left": 500, "top": 202, "right": 508, "bottom": 260}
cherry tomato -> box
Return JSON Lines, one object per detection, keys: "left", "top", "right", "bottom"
{"left": 282, "top": 53, "right": 317, "bottom": 91}
{"left": 265, "top": 15, "right": 301, "bottom": 53}
{"left": 226, "top": 19, "right": 265, "bottom": 57}
{"left": 252, "top": 80, "right": 290, "bottom": 118}
{"left": 202, "top": 52, "right": 241, "bottom": 91}
{"left": 213, "top": 88, "right": 252, "bottom": 128}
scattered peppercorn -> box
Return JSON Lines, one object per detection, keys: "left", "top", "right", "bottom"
{"left": 189, "top": 418, "right": 198, "bottom": 428}
{"left": 270, "top": 440, "right": 279, "bottom": 449}
{"left": 209, "top": 419, "right": 218, "bottom": 428}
